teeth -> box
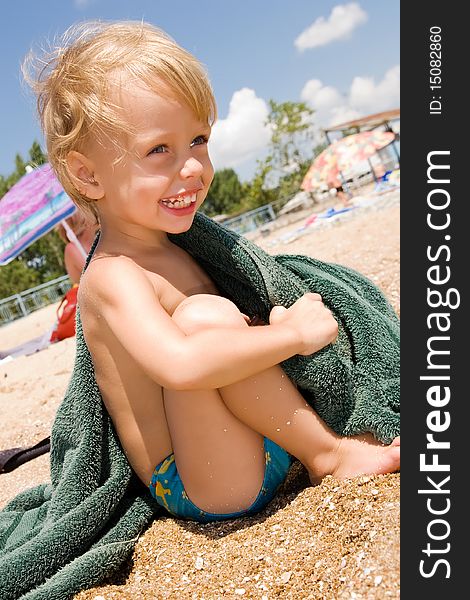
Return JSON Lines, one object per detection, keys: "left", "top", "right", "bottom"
{"left": 161, "top": 192, "right": 197, "bottom": 209}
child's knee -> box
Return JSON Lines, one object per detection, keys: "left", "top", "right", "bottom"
{"left": 172, "top": 294, "right": 247, "bottom": 334}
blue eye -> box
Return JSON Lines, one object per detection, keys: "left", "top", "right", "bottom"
{"left": 148, "top": 145, "right": 167, "bottom": 155}
{"left": 191, "top": 135, "right": 209, "bottom": 147}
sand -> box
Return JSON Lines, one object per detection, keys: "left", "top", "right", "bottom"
{"left": 0, "top": 190, "right": 400, "bottom": 599}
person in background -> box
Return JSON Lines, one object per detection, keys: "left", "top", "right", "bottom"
{"left": 330, "top": 178, "right": 353, "bottom": 207}
{"left": 56, "top": 211, "right": 99, "bottom": 283}
{"left": 48, "top": 211, "right": 99, "bottom": 343}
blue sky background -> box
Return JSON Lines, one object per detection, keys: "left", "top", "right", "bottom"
{"left": 0, "top": 1, "right": 399, "bottom": 181}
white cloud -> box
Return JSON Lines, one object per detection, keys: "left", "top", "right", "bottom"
{"left": 301, "top": 65, "right": 400, "bottom": 127}
{"left": 208, "top": 65, "right": 399, "bottom": 179}
{"left": 300, "top": 79, "right": 344, "bottom": 117}
{"left": 295, "top": 3, "right": 368, "bottom": 51}
{"left": 328, "top": 105, "right": 362, "bottom": 126}
{"left": 208, "top": 88, "right": 272, "bottom": 170}
{"left": 349, "top": 65, "right": 400, "bottom": 114}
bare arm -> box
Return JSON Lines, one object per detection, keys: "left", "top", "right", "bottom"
{"left": 82, "top": 258, "right": 336, "bottom": 390}
{"left": 64, "top": 243, "right": 86, "bottom": 284}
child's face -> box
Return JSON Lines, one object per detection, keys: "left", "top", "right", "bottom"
{"left": 86, "top": 78, "right": 214, "bottom": 236}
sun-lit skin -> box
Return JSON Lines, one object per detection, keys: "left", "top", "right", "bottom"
{"left": 68, "top": 73, "right": 399, "bottom": 514}
{"left": 71, "top": 76, "right": 214, "bottom": 256}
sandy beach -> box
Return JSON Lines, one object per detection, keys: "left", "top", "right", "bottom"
{"left": 0, "top": 190, "right": 400, "bottom": 599}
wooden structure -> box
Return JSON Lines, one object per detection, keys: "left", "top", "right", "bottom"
{"left": 323, "top": 108, "right": 400, "bottom": 144}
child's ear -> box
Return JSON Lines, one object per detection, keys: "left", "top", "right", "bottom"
{"left": 66, "top": 151, "right": 104, "bottom": 200}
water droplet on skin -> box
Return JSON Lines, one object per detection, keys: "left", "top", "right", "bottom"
{"left": 286, "top": 421, "right": 291, "bottom": 425}
{"left": 279, "top": 387, "right": 282, "bottom": 391}
{"left": 281, "top": 374, "right": 285, "bottom": 378}
{"left": 270, "top": 416, "right": 274, "bottom": 420}
{"left": 276, "top": 428, "right": 281, "bottom": 432}
{"left": 256, "top": 396, "right": 260, "bottom": 400}
{"left": 223, "top": 429, "right": 227, "bottom": 432}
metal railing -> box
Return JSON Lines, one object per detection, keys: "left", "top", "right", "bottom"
{"left": 0, "top": 275, "right": 72, "bottom": 326}
{"left": 0, "top": 205, "right": 283, "bottom": 326}
{"left": 219, "top": 194, "right": 318, "bottom": 235}
{"left": 220, "top": 203, "right": 278, "bottom": 235}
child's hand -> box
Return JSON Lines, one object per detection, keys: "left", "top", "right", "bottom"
{"left": 269, "top": 293, "right": 338, "bottom": 356}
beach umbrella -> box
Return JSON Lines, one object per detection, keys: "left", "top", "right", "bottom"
{"left": 301, "top": 130, "right": 396, "bottom": 191}
{"left": 0, "top": 163, "right": 85, "bottom": 266}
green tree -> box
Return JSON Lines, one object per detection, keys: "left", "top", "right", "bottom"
{"left": 268, "top": 100, "right": 314, "bottom": 167}
{"left": 29, "top": 140, "right": 48, "bottom": 167}
{"left": 0, "top": 141, "right": 48, "bottom": 198}
{"left": 0, "top": 156, "right": 26, "bottom": 199}
{"left": 276, "top": 158, "right": 313, "bottom": 201}
{"left": 14, "top": 153, "right": 27, "bottom": 179}
{"left": 0, "top": 258, "right": 41, "bottom": 298}
{"left": 0, "top": 142, "right": 68, "bottom": 298}
{"left": 21, "top": 231, "right": 66, "bottom": 281}
{"left": 202, "top": 168, "right": 244, "bottom": 217}
{"left": 238, "top": 101, "right": 321, "bottom": 212}
{"left": 239, "top": 158, "right": 278, "bottom": 212}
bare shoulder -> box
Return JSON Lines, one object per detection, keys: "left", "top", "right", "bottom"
{"left": 77, "top": 252, "right": 187, "bottom": 389}
{"left": 63, "top": 242, "right": 85, "bottom": 283}
{"left": 81, "top": 253, "right": 147, "bottom": 285}
{"left": 78, "top": 255, "right": 159, "bottom": 361}
{"left": 63, "top": 241, "right": 83, "bottom": 262}
{"left": 79, "top": 254, "right": 159, "bottom": 310}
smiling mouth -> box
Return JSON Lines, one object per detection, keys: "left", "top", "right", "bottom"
{"left": 160, "top": 191, "right": 199, "bottom": 209}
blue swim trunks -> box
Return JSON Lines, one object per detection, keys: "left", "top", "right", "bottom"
{"left": 149, "top": 437, "right": 292, "bottom": 523}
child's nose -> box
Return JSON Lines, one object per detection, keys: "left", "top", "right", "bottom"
{"left": 180, "top": 157, "right": 204, "bottom": 179}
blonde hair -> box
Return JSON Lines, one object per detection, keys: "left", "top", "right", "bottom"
{"left": 23, "top": 20, "right": 217, "bottom": 221}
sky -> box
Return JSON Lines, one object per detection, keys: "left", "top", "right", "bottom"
{"left": 0, "top": 1, "right": 399, "bottom": 182}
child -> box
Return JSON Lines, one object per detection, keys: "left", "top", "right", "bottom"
{"left": 25, "top": 21, "right": 399, "bottom": 523}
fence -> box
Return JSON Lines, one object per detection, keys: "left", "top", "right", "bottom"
{"left": 220, "top": 203, "right": 278, "bottom": 236}
{"left": 0, "top": 275, "right": 72, "bottom": 326}
{"left": 0, "top": 198, "right": 296, "bottom": 326}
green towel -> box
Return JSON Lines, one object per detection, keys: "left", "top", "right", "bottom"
{"left": 0, "top": 212, "right": 399, "bottom": 599}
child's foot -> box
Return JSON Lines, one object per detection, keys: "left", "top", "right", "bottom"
{"left": 308, "top": 434, "right": 400, "bottom": 485}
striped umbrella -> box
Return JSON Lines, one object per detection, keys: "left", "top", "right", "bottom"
{"left": 301, "top": 130, "right": 396, "bottom": 191}
{"left": 0, "top": 163, "right": 77, "bottom": 266}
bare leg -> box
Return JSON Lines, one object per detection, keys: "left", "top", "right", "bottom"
{"left": 220, "top": 367, "right": 400, "bottom": 483}
{"left": 337, "top": 190, "right": 352, "bottom": 206}
{"left": 163, "top": 383, "right": 266, "bottom": 513}
{"left": 164, "top": 296, "right": 266, "bottom": 514}
{"left": 171, "top": 295, "right": 400, "bottom": 487}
